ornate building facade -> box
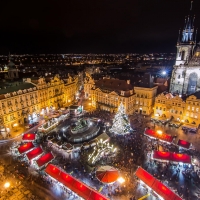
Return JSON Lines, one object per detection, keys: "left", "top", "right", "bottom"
{"left": 154, "top": 92, "right": 200, "bottom": 128}
{"left": 84, "top": 73, "right": 157, "bottom": 115}
{"left": 0, "top": 75, "right": 78, "bottom": 129}
{"left": 170, "top": 2, "right": 200, "bottom": 95}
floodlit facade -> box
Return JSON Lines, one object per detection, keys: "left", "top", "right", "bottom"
{"left": 84, "top": 74, "right": 135, "bottom": 114}
{"left": 170, "top": 4, "right": 200, "bottom": 95}
{"left": 84, "top": 73, "right": 157, "bottom": 115}
{"left": 154, "top": 92, "right": 200, "bottom": 128}
{"left": 0, "top": 75, "right": 78, "bottom": 129}
{"left": 134, "top": 86, "right": 157, "bottom": 115}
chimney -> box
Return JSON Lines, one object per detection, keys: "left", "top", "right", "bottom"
{"left": 127, "top": 80, "right": 130, "bottom": 84}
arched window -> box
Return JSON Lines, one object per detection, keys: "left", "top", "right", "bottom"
{"left": 181, "top": 51, "right": 185, "bottom": 60}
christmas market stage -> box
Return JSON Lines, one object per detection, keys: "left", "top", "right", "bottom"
{"left": 135, "top": 167, "right": 182, "bottom": 200}
{"left": 45, "top": 164, "right": 109, "bottom": 200}
{"left": 144, "top": 129, "right": 174, "bottom": 143}
{"left": 152, "top": 151, "right": 191, "bottom": 164}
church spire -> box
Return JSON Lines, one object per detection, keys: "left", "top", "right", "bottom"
{"left": 181, "top": 1, "right": 196, "bottom": 44}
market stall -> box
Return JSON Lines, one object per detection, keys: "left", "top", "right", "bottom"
{"left": 177, "top": 139, "right": 191, "bottom": 149}
{"left": 45, "top": 164, "right": 109, "bottom": 200}
{"left": 22, "top": 133, "right": 36, "bottom": 142}
{"left": 135, "top": 167, "right": 182, "bottom": 200}
{"left": 35, "top": 152, "right": 54, "bottom": 168}
{"left": 152, "top": 151, "right": 191, "bottom": 164}
{"left": 96, "top": 166, "right": 119, "bottom": 184}
{"left": 144, "top": 129, "right": 174, "bottom": 143}
{"left": 26, "top": 147, "right": 43, "bottom": 161}
{"left": 18, "top": 142, "right": 35, "bottom": 154}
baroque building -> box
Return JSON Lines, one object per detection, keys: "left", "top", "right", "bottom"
{"left": 154, "top": 91, "right": 200, "bottom": 129}
{"left": 0, "top": 75, "right": 78, "bottom": 130}
{"left": 170, "top": 2, "right": 199, "bottom": 95}
{"left": 84, "top": 73, "right": 157, "bottom": 115}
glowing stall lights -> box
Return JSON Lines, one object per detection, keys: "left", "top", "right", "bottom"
{"left": 26, "top": 147, "right": 43, "bottom": 161}
{"left": 22, "top": 133, "right": 36, "bottom": 141}
{"left": 152, "top": 151, "right": 191, "bottom": 164}
{"left": 117, "top": 177, "right": 125, "bottom": 184}
{"left": 154, "top": 113, "right": 159, "bottom": 117}
{"left": 36, "top": 152, "right": 54, "bottom": 168}
{"left": 144, "top": 129, "right": 174, "bottom": 143}
{"left": 156, "top": 130, "right": 162, "bottom": 134}
{"left": 177, "top": 139, "right": 191, "bottom": 149}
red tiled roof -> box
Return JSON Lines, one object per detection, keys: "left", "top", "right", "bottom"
{"left": 95, "top": 78, "right": 133, "bottom": 91}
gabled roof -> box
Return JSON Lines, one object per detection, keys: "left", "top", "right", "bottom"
{"left": 95, "top": 78, "right": 133, "bottom": 91}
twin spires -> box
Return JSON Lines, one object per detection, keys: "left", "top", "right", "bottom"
{"left": 177, "top": 0, "right": 197, "bottom": 45}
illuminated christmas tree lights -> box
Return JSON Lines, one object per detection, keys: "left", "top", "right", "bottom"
{"left": 110, "top": 102, "right": 132, "bottom": 134}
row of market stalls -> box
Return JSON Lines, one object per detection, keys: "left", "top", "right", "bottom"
{"left": 152, "top": 151, "right": 192, "bottom": 164}
{"left": 144, "top": 129, "right": 192, "bottom": 150}
{"left": 17, "top": 133, "right": 110, "bottom": 199}
{"left": 17, "top": 141, "right": 54, "bottom": 169}
{"left": 45, "top": 164, "right": 109, "bottom": 200}
{"left": 135, "top": 167, "right": 182, "bottom": 200}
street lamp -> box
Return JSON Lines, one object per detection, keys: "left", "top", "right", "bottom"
{"left": 162, "top": 71, "right": 166, "bottom": 75}
{"left": 4, "top": 182, "right": 10, "bottom": 188}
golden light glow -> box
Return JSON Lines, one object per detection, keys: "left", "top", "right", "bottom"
{"left": 68, "top": 99, "right": 71, "bottom": 102}
{"left": 4, "top": 182, "right": 10, "bottom": 188}
{"left": 117, "top": 177, "right": 125, "bottom": 184}
{"left": 154, "top": 113, "right": 159, "bottom": 117}
{"left": 88, "top": 103, "right": 92, "bottom": 106}
{"left": 157, "top": 130, "right": 162, "bottom": 134}
{"left": 13, "top": 123, "right": 18, "bottom": 127}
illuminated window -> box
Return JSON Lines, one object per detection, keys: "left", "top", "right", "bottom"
{"left": 192, "top": 107, "right": 194, "bottom": 111}
{"left": 196, "top": 108, "right": 199, "bottom": 112}
{"left": 188, "top": 106, "right": 190, "bottom": 110}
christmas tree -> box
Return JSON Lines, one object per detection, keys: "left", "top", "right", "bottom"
{"left": 110, "top": 102, "right": 132, "bottom": 134}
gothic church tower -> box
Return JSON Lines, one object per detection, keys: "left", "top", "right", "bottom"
{"left": 170, "top": 1, "right": 199, "bottom": 95}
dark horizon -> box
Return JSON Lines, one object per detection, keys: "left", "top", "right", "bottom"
{"left": 0, "top": 0, "right": 199, "bottom": 54}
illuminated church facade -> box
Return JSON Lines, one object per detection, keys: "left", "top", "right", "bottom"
{"left": 170, "top": 1, "right": 200, "bottom": 95}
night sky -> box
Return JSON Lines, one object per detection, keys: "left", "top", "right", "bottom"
{"left": 0, "top": 0, "right": 199, "bottom": 54}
